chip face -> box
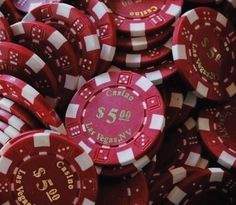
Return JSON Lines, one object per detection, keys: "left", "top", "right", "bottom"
{"left": 66, "top": 71, "right": 165, "bottom": 166}
{"left": 172, "top": 7, "right": 236, "bottom": 102}
{"left": 0, "top": 132, "right": 98, "bottom": 205}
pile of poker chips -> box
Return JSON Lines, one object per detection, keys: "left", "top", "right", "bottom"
{"left": 0, "top": 0, "right": 235, "bottom": 205}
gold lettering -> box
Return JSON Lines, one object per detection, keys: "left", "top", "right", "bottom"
{"left": 105, "top": 89, "right": 134, "bottom": 101}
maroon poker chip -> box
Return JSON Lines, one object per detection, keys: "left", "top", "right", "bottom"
{"left": 10, "top": 21, "right": 80, "bottom": 111}
{"left": 66, "top": 70, "right": 165, "bottom": 167}
{"left": 23, "top": 3, "right": 101, "bottom": 80}
{"left": 0, "top": 131, "right": 98, "bottom": 205}
{"left": 172, "top": 7, "right": 236, "bottom": 102}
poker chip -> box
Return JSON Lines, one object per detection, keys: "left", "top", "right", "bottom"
{"left": 0, "top": 74, "right": 66, "bottom": 134}
{"left": 114, "top": 38, "right": 172, "bottom": 69}
{"left": 155, "top": 117, "right": 202, "bottom": 173}
{"left": 66, "top": 70, "right": 165, "bottom": 167}
{"left": 0, "top": 0, "right": 21, "bottom": 24}
{"left": 77, "top": 0, "right": 117, "bottom": 74}
{"left": 22, "top": 3, "right": 101, "bottom": 80}
{"left": 10, "top": 21, "right": 80, "bottom": 110}
{"left": 149, "top": 166, "right": 198, "bottom": 205}
{"left": 172, "top": 7, "right": 236, "bottom": 102}
{"left": 0, "top": 120, "right": 19, "bottom": 139}
{"left": 109, "top": 59, "right": 177, "bottom": 86}
{"left": 198, "top": 97, "right": 236, "bottom": 171}
{"left": 164, "top": 168, "right": 236, "bottom": 205}
{"left": 0, "top": 41, "right": 58, "bottom": 107}
{"left": 0, "top": 131, "right": 98, "bottom": 205}
{"left": 0, "top": 11, "right": 12, "bottom": 41}
{"left": 96, "top": 171, "right": 148, "bottom": 205}
{"left": 0, "top": 108, "right": 31, "bottom": 132}
{"left": 0, "top": 97, "right": 42, "bottom": 129}
{"left": 103, "top": 0, "right": 183, "bottom": 37}
{"left": 117, "top": 24, "right": 173, "bottom": 52}
{"left": 12, "top": 0, "right": 62, "bottom": 13}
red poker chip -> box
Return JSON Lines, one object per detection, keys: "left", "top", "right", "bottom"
{"left": 102, "top": 0, "right": 183, "bottom": 37}
{"left": 149, "top": 166, "right": 198, "bottom": 205}
{"left": 76, "top": 0, "right": 117, "bottom": 74}
{"left": 117, "top": 25, "right": 173, "bottom": 52}
{"left": 10, "top": 21, "right": 79, "bottom": 110}
{"left": 96, "top": 171, "right": 148, "bottom": 205}
{"left": 155, "top": 117, "right": 202, "bottom": 173}
{"left": 172, "top": 7, "right": 236, "bottom": 102}
{"left": 0, "top": 0, "right": 22, "bottom": 24}
{"left": 0, "top": 97, "right": 43, "bottom": 129}
{"left": 66, "top": 70, "right": 165, "bottom": 167}
{"left": 0, "top": 131, "right": 98, "bottom": 205}
{"left": 0, "top": 108, "right": 31, "bottom": 133}
{"left": 23, "top": 3, "right": 101, "bottom": 80}
{"left": 0, "top": 11, "right": 12, "bottom": 42}
{"left": 0, "top": 42, "right": 58, "bottom": 107}
{"left": 198, "top": 97, "right": 236, "bottom": 171}
{"left": 163, "top": 168, "right": 236, "bottom": 205}
{"left": 114, "top": 38, "right": 172, "bottom": 69}
{"left": 0, "top": 75, "right": 66, "bottom": 134}
{"left": 13, "top": 0, "right": 62, "bottom": 13}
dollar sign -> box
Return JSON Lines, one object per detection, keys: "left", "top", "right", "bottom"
{"left": 33, "top": 168, "right": 46, "bottom": 178}
{"left": 96, "top": 107, "right": 105, "bottom": 119}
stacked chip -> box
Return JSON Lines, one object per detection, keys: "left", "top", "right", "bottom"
{"left": 0, "top": 1, "right": 235, "bottom": 205}
{"left": 108, "top": 1, "right": 184, "bottom": 86}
